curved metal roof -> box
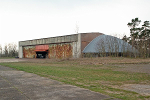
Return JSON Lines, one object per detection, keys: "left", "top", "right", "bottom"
{"left": 83, "top": 35, "right": 137, "bottom": 53}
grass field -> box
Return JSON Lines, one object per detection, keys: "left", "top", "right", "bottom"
{"left": 0, "top": 57, "right": 15, "bottom": 59}
{"left": 0, "top": 57, "right": 150, "bottom": 100}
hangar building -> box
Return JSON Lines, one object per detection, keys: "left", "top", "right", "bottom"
{"left": 83, "top": 34, "right": 137, "bottom": 53}
{"left": 82, "top": 34, "right": 138, "bottom": 57}
{"left": 18, "top": 32, "right": 103, "bottom": 59}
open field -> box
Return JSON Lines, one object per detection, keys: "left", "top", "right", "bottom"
{"left": 0, "top": 57, "right": 150, "bottom": 100}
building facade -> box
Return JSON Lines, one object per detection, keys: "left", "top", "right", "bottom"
{"left": 18, "top": 32, "right": 103, "bottom": 59}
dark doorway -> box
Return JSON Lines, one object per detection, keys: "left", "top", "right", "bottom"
{"left": 35, "top": 45, "right": 49, "bottom": 58}
{"left": 36, "top": 52, "right": 48, "bottom": 58}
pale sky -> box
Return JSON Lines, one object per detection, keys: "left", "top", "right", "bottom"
{"left": 0, "top": 0, "right": 150, "bottom": 48}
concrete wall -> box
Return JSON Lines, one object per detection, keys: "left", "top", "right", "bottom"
{"left": 19, "top": 34, "right": 78, "bottom": 46}
{"left": 18, "top": 46, "right": 23, "bottom": 58}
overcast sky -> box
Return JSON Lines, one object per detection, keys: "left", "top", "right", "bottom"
{"left": 0, "top": 0, "right": 150, "bottom": 47}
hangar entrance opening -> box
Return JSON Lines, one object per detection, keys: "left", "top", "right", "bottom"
{"left": 36, "top": 51, "right": 48, "bottom": 58}
{"left": 35, "top": 45, "right": 49, "bottom": 58}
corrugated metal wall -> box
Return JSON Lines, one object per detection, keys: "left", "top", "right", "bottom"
{"left": 35, "top": 45, "right": 49, "bottom": 51}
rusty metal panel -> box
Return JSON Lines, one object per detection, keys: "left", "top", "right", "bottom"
{"left": 35, "top": 45, "right": 49, "bottom": 51}
{"left": 23, "top": 46, "right": 36, "bottom": 58}
{"left": 48, "top": 43, "right": 72, "bottom": 59}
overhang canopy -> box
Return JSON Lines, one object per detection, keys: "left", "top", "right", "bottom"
{"left": 35, "top": 45, "right": 49, "bottom": 52}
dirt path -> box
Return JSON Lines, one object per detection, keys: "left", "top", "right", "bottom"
{"left": 112, "top": 64, "right": 150, "bottom": 96}
{"left": 113, "top": 64, "right": 150, "bottom": 75}
{"left": 0, "top": 58, "right": 26, "bottom": 63}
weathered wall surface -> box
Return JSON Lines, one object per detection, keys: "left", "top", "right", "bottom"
{"left": 48, "top": 43, "right": 72, "bottom": 59}
{"left": 81, "top": 33, "right": 103, "bottom": 52}
{"left": 19, "top": 34, "right": 78, "bottom": 58}
{"left": 19, "top": 33, "right": 102, "bottom": 59}
{"left": 22, "top": 43, "right": 72, "bottom": 59}
{"left": 19, "top": 46, "right": 23, "bottom": 58}
{"left": 23, "top": 46, "right": 36, "bottom": 58}
{"left": 19, "top": 34, "right": 78, "bottom": 46}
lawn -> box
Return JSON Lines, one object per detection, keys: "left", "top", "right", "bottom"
{"left": 0, "top": 58, "right": 150, "bottom": 100}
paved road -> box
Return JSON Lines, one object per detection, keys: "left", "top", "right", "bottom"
{"left": 0, "top": 65, "right": 119, "bottom": 100}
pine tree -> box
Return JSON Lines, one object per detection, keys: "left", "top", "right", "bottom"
{"left": 127, "top": 18, "right": 141, "bottom": 48}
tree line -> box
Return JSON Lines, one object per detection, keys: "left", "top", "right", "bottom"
{"left": 122, "top": 18, "right": 150, "bottom": 58}
{"left": 0, "top": 43, "right": 18, "bottom": 57}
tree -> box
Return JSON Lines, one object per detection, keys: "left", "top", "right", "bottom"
{"left": 75, "top": 22, "right": 79, "bottom": 34}
{"left": 0, "top": 45, "right": 2, "bottom": 57}
{"left": 140, "top": 21, "right": 150, "bottom": 57}
{"left": 4, "top": 44, "right": 8, "bottom": 57}
{"left": 8, "top": 43, "right": 17, "bottom": 57}
{"left": 122, "top": 35, "right": 128, "bottom": 42}
{"left": 122, "top": 35, "right": 131, "bottom": 44}
{"left": 127, "top": 18, "right": 150, "bottom": 58}
{"left": 127, "top": 18, "right": 141, "bottom": 48}
{"left": 140, "top": 21, "right": 150, "bottom": 39}
{"left": 1, "top": 43, "right": 18, "bottom": 57}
